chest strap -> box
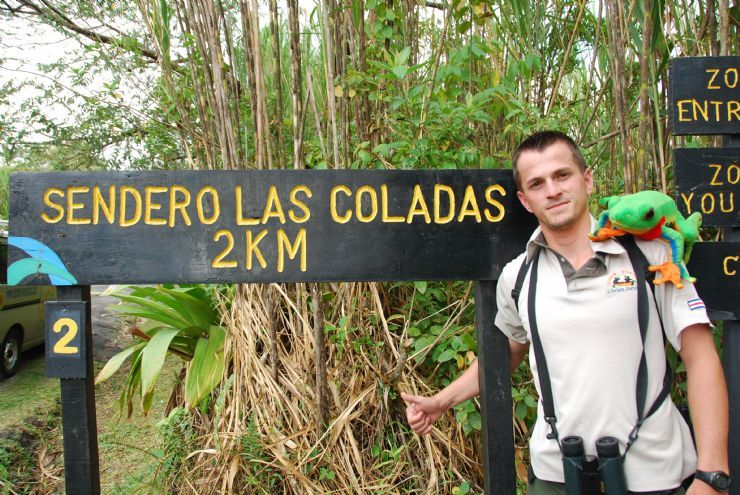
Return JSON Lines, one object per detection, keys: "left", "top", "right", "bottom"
{"left": 511, "top": 236, "right": 673, "bottom": 457}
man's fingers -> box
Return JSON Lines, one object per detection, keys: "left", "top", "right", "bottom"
{"left": 401, "top": 392, "right": 419, "bottom": 405}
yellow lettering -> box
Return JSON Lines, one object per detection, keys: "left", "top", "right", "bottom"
{"left": 724, "top": 256, "right": 739, "bottom": 276}
{"left": 92, "top": 186, "right": 115, "bottom": 225}
{"left": 380, "top": 185, "right": 404, "bottom": 222}
{"left": 42, "top": 188, "right": 64, "bottom": 223}
{"left": 710, "top": 163, "right": 724, "bottom": 186}
{"left": 728, "top": 101, "right": 740, "bottom": 121}
{"left": 288, "top": 185, "right": 312, "bottom": 223}
{"left": 261, "top": 185, "right": 286, "bottom": 224}
{"left": 53, "top": 318, "right": 79, "bottom": 354}
{"left": 706, "top": 68, "right": 721, "bottom": 89}
{"left": 701, "top": 192, "right": 715, "bottom": 214}
{"left": 434, "top": 185, "right": 455, "bottom": 224}
{"left": 144, "top": 186, "right": 168, "bottom": 225}
{"left": 725, "top": 68, "right": 738, "bottom": 89}
{"left": 710, "top": 101, "right": 723, "bottom": 121}
{"left": 67, "top": 186, "right": 90, "bottom": 225}
{"left": 277, "top": 228, "right": 307, "bottom": 272}
{"left": 330, "top": 185, "right": 352, "bottom": 223}
{"left": 692, "top": 99, "right": 709, "bottom": 121}
{"left": 677, "top": 100, "right": 692, "bottom": 121}
{"left": 212, "top": 230, "right": 237, "bottom": 268}
{"left": 484, "top": 184, "right": 506, "bottom": 222}
{"left": 120, "top": 186, "right": 143, "bottom": 227}
{"left": 197, "top": 186, "right": 220, "bottom": 225}
{"left": 720, "top": 192, "right": 734, "bottom": 213}
{"left": 235, "top": 186, "right": 259, "bottom": 225}
{"left": 356, "top": 185, "right": 378, "bottom": 223}
{"left": 246, "top": 229, "right": 268, "bottom": 270}
{"left": 169, "top": 185, "right": 192, "bottom": 227}
{"left": 457, "top": 185, "right": 482, "bottom": 222}
{"left": 728, "top": 164, "right": 740, "bottom": 185}
{"left": 406, "top": 185, "right": 431, "bottom": 224}
{"left": 680, "top": 192, "right": 694, "bottom": 214}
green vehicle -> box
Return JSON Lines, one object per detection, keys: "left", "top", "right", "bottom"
{"left": 0, "top": 221, "right": 56, "bottom": 378}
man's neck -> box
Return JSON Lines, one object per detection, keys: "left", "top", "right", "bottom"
{"left": 540, "top": 215, "right": 594, "bottom": 270}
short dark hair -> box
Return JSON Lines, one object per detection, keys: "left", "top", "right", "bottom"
{"left": 512, "top": 131, "right": 587, "bottom": 190}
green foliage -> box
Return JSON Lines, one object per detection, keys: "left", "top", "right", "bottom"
{"left": 95, "top": 284, "right": 227, "bottom": 415}
{"left": 155, "top": 406, "right": 196, "bottom": 485}
{"left": 239, "top": 414, "right": 282, "bottom": 491}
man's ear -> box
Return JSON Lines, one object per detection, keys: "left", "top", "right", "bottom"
{"left": 584, "top": 169, "right": 594, "bottom": 195}
{"left": 517, "top": 190, "right": 532, "bottom": 213}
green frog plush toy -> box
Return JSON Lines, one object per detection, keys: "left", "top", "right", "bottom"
{"left": 589, "top": 190, "right": 702, "bottom": 289}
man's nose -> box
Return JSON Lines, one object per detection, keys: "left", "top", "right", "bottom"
{"left": 544, "top": 180, "right": 561, "bottom": 197}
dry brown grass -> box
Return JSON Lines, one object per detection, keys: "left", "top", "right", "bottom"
{"left": 174, "top": 282, "right": 483, "bottom": 494}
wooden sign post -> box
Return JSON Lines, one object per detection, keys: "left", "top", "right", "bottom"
{"left": 8, "top": 169, "right": 536, "bottom": 494}
{"left": 671, "top": 56, "right": 740, "bottom": 493}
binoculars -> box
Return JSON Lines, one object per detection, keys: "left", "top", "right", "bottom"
{"left": 562, "top": 436, "right": 627, "bottom": 495}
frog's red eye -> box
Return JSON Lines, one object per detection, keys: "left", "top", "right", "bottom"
{"left": 644, "top": 208, "right": 655, "bottom": 221}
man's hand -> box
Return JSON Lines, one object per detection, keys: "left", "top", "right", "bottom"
{"left": 401, "top": 392, "right": 446, "bottom": 435}
{"left": 687, "top": 478, "right": 728, "bottom": 495}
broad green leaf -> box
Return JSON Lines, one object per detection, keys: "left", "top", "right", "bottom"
{"left": 436, "top": 349, "right": 457, "bottom": 363}
{"left": 113, "top": 294, "right": 191, "bottom": 328}
{"left": 141, "top": 327, "right": 180, "bottom": 401}
{"left": 391, "top": 65, "right": 408, "bottom": 80}
{"left": 159, "top": 287, "right": 216, "bottom": 327}
{"left": 95, "top": 343, "right": 145, "bottom": 384}
{"left": 185, "top": 326, "right": 226, "bottom": 408}
{"left": 414, "top": 281, "right": 427, "bottom": 294}
{"left": 110, "top": 304, "right": 185, "bottom": 329}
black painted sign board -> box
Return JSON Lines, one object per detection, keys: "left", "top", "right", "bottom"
{"left": 8, "top": 170, "right": 536, "bottom": 286}
{"left": 45, "top": 301, "right": 88, "bottom": 378}
{"left": 686, "top": 241, "right": 740, "bottom": 320}
{"left": 669, "top": 56, "right": 740, "bottom": 135}
{"left": 674, "top": 148, "right": 740, "bottom": 227}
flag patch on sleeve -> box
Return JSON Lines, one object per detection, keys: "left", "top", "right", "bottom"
{"left": 687, "top": 298, "right": 706, "bottom": 311}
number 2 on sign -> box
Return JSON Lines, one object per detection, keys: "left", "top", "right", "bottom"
{"left": 53, "top": 317, "right": 79, "bottom": 354}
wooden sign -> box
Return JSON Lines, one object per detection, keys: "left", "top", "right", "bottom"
{"left": 45, "top": 301, "right": 88, "bottom": 378}
{"left": 8, "top": 170, "right": 536, "bottom": 286}
{"left": 669, "top": 56, "right": 740, "bottom": 135}
{"left": 686, "top": 241, "right": 740, "bottom": 320}
{"left": 674, "top": 148, "right": 739, "bottom": 227}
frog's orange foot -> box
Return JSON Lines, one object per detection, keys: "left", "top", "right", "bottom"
{"left": 648, "top": 262, "right": 684, "bottom": 289}
{"left": 589, "top": 227, "right": 627, "bottom": 241}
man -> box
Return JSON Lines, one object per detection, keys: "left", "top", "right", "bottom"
{"left": 402, "top": 131, "right": 729, "bottom": 494}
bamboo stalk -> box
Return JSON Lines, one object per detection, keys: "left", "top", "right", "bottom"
{"left": 320, "top": 0, "right": 340, "bottom": 168}
{"left": 287, "top": 0, "right": 304, "bottom": 169}
{"left": 269, "top": 0, "right": 286, "bottom": 168}
{"left": 312, "top": 283, "right": 328, "bottom": 429}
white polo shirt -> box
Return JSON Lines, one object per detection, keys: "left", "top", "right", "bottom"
{"left": 495, "top": 226, "right": 711, "bottom": 492}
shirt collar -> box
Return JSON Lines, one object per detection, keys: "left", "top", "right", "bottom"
{"left": 524, "top": 216, "right": 625, "bottom": 262}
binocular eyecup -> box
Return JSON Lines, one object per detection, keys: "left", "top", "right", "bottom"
{"left": 560, "top": 436, "right": 628, "bottom": 495}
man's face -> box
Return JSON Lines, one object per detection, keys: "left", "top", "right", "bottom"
{"left": 515, "top": 141, "right": 593, "bottom": 232}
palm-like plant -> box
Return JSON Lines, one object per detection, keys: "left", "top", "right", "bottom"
{"left": 95, "top": 285, "right": 227, "bottom": 416}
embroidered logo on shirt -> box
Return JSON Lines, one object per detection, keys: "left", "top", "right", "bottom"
{"left": 687, "top": 298, "right": 706, "bottom": 311}
{"left": 606, "top": 270, "right": 637, "bottom": 294}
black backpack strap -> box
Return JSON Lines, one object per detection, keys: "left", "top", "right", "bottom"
{"left": 523, "top": 246, "right": 562, "bottom": 446}
{"left": 617, "top": 235, "right": 673, "bottom": 456}
{"left": 511, "top": 254, "right": 534, "bottom": 313}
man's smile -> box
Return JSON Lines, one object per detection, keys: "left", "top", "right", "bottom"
{"left": 546, "top": 200, "right": 570, "bottom": 211}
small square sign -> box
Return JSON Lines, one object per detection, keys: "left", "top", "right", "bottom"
{"left": 45, "top": 301, "right": 87, "bottom": 379}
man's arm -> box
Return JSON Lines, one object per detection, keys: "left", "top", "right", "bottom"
{"left": 402, "top": 339, "right": 529, "bottom": 435}
{"left": 679, "top": 324, "right": 730, "bottom": 493}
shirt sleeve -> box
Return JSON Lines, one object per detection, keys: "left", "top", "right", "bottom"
{"left": 495, "top": 254, "right": 529, "bottom": 344}
{"left": 638, "top": 239, "right": 712, "bottom": 351}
